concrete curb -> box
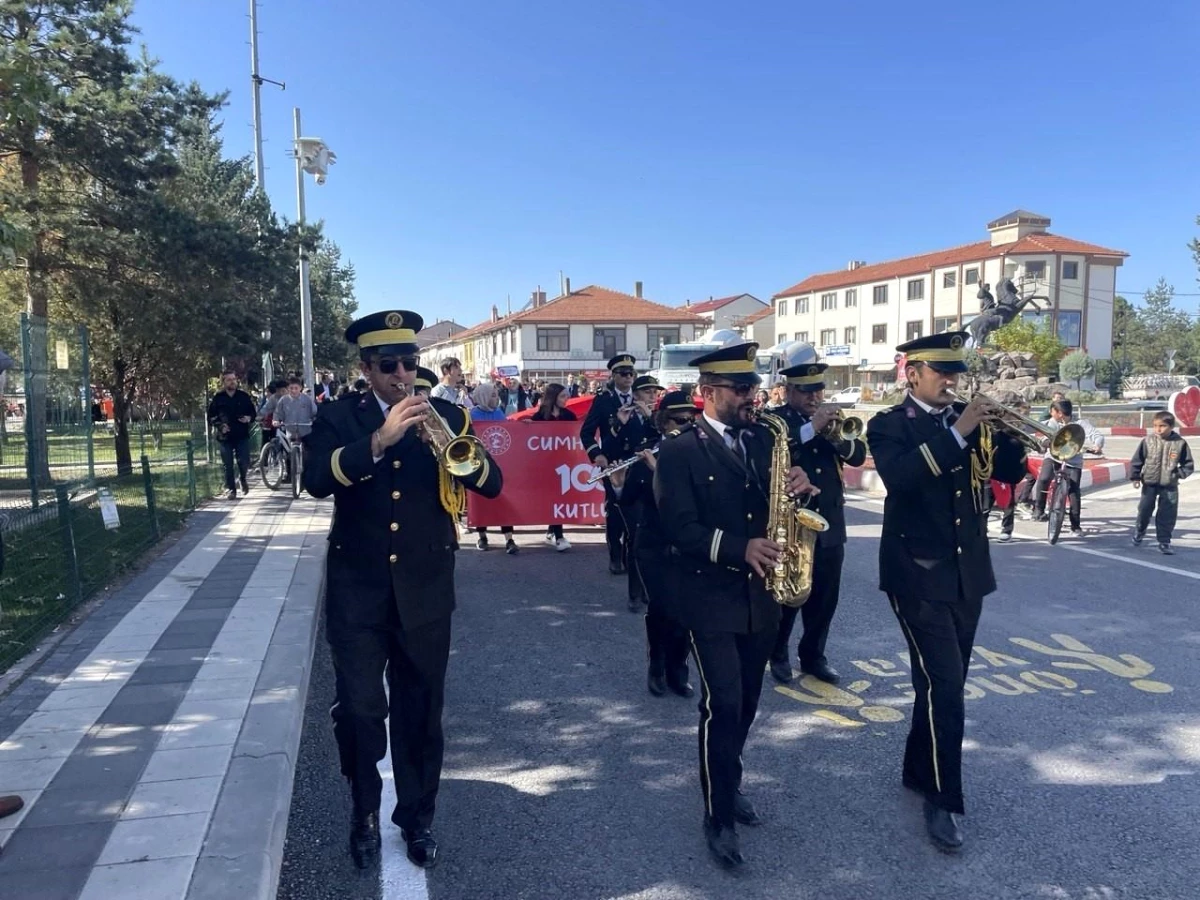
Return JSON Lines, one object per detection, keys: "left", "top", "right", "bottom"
{"left": 844, "top": 459, "right": 1133, "bottom": 495}
{"left": 185, "top": 523, "right": 327, "bottom": 900}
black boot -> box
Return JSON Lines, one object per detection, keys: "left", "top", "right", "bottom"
{"left": 703, "top": 816, "right": 745, "bottom": 868}
{"left": 664, "top": 627, "right": 694, "bottom": 697}
{"left": 646, "top": 616, "right": 667, "bottom": 696}
{"left": 349, "top": 811, "right": 381, "bottom": 869}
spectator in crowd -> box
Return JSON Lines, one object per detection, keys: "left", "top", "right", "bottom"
{"left": 316, "top": 372, "right": 337, "bottom": 402}
{"left": 499, "top": 377, "right": 529, "bottom": 413}
{"left": 431, "top": 358, "right": 468, "bottom": 406}
{"left": 354, "top": 377, "right": 369, "bottom": 393}
{"left": 469, "top": 382, "right": 517, "bottom": 554}
{"left": 531, "top": 383, "right": 576, "bottom": 551}
{"left": 567, "top": 376, "right": 581, "bottom": 399}
{"left": 275, "top": 376, "right": 320, "bottom": 482}
{"left": 259, "top": 380, "right": 283, "bottom": 445}
{"left": 207, "top": 371, "right": 257, "bottom": 498}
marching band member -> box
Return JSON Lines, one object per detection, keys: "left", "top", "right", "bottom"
{"left": 768, "top": 362, "right": 867, "bottom": 685}
{"left": 305, "top": 310, "right": 503, "bottom": 870}
{"left": 580, "top": 353, "right": 639, "bottom": 574}
{"left": 608, "top": 374, "right": 666, "bottom": 611}
{"left": 654, "top": 342, "right": 816, "bottom": 870}
{"left": 866, "top": 332, "right": 1025, "bottom": 853}
{"left": 616, "top": 390, "right": 696, "bottom": 697}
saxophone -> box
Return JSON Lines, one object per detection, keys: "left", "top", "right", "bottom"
{"left": 755, "top": 411, "right": 830, "bottom": 607}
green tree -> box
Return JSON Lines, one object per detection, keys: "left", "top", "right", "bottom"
{"left": 1130, "top": 279, "right": 1194, "bottom": 375}
{"left": 1059, "top": 350, "right": 1094, "bottom": 391}
{"left": 991, "top": 316, "right": 1066, "bottom": 377}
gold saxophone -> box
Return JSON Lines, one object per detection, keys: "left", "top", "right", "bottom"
{"left": 756, "top": 411, "right": 830, "bottom": 607}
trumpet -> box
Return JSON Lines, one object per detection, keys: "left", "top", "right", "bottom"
{"left": 948, "top": 391, "right": 1084, "bottom": 462}
{"left": 399, "top": 384, "right": 487, "bottom": 477}
{"left": 820, "top": 408, "right": 864, "bottom": 442}
{"left": 585, "top": 447, "right": 657, "bottom": 484}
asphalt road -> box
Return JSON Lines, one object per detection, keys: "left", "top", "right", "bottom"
{"left": 278, "top": 476, "right": 1199, "bottom": 900}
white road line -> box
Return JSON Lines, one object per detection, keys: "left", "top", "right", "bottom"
{"left": 379, "top": 734, "right": 430, "bottom": 899}
{"left": 1032, "top": 541, "right": 1200, "bottom": 580}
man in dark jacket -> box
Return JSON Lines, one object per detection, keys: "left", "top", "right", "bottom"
{"left": 866, "top": 331, "right": 1026, "bottom": 853}
{"left": 768, "top": 363, "right": 868, "bottom": 685}
{"left": 654, "top": 341, "right": 815, "bottom": 870}
{"left": 305, "top": 310, "right": 503, "bottom": 871}
{"left": 207, "top": 371, "right": 257, "bottom": 498}
{"left": 580, "top": 354, "right": 639, "bottom": 573}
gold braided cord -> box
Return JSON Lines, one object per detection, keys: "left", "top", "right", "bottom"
{"left": 438, "top": 467, "right": 466, "bottom": 517}
{"left": 970, "top": 423, "right": 995, "bottom": 513}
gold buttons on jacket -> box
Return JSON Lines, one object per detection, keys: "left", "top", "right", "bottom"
{"left": 391, "top": 490, "right": 401, "bottom": 500}
{"left": 955, "top": 490, "right": 962, "bottom": 498}
{"left": 955, "top": 518, "right": 961, "bottom": 526}
{"left": 746, "top": 513, "right": 753, "bottom": 521}
{"left": 708, "top": 475, "right": 715, "bottom": 482}
{"left": 815, "top": 468, "right": 822, "bottom": 475}
{"left": 390, "top": 522, "right": 399, "bottom": 532}
{"left": 393, "top": 460, "right": 402, "bottom": 469}
{"left": 957, "top": 546, "right": 963, "bottom": 555}
{"left": 389, "top": 554, "right": 397, "bottom": 563}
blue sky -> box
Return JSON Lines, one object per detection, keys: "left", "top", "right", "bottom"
{"left": 133, "top": 1, "right": 1200, "bottom": 325}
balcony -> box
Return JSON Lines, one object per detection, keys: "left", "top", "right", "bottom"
{"left": 522, "top": 349, "right": 608, "bottom": 361}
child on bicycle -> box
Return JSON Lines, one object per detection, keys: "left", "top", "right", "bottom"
{"left": 274, "top": 376, "right": 318, "bottom": 482}
{"left": 1033, "top": 399, "right": 1104, "bottom": 535}
{"left": 1131, "top": 411, "right": 1194, "bottom": 555}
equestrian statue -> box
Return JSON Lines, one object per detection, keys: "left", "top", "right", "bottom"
{"left": 967, "top": 277, "right": 1047, "bottom": 347}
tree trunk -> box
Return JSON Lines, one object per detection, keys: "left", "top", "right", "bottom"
{"left": 111, "top": 361, "right": 134, "bottom": 477}
{"left": 20, "top": 146, "right": 54, "bottom": 488}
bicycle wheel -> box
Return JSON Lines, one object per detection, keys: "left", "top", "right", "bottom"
{"left": 290, "top": 445, "right": 303, "bottom": 499}
{"left": 260, "top": 443, "right": 284, "bottom": 490}
{"left": 1047, "top": 478, "right": 1067, "bottom": 545}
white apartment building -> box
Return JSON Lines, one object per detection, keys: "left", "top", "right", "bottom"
{"left": 771, "top": 211, "right": 1128, "bottom": 389}
{"left": 423, "top": 284, "right": 705, "bottom": 385}
{"left": 679, "top": 294, "right": 768, "bottom": 332}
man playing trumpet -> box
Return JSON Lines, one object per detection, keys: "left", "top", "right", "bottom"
{"left": 866, "top": 332, "right": 1026, "bottom": 853}
{"left": 768, "top": 362, "right": 867, "bottom": 685}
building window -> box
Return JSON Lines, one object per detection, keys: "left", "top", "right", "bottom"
{"left": 536, "top": 327, "right": 569, "bottom": 352}
{"left": 907, "top": 279, "right": 925, "bottom": 301}
{"left": 1025, "top": 261, "right": 1046, "bottom": 279}
{"left": 1056, "top": 311, "right": 1082, "bottom": 347}
{"left": 593, "top": 327, "right": 626, "bottom": 355}
{"left": 965, "top": 267, "right": 979, "bottom": 285}
{"left": 491, "top": 335, "right": 498, "bottom": 356}
{"left": 820, "top": 328, "right": 837, "bottom": 346}
{"left": 942, "top": 271, "right": 957, "bottom": 288}
{"left": 501, "top": 331, "right": 508, "bottom": 354}
{"left": 906, "top": 320, "right": 924, "bottom": 341}
{"left": 821, "top": 292, "right": 837, "bottom": 311}
{"left": 933, "top": 316, "right": 959, "bottom": 333}
{"left": 777, "top": 299, "right": 788, "bottom": 317}
{"left": 798, "top": 297, "right": 810, "bottom": 314}
{"left": 777, "top": 334, "right": 786, "bottom": 345}
{"left": 1062, "top": 261, "right": 1079, "bottom": 280}
{"left": 844, "top": 326, "right": 856, "bottom": 344}
{"left": 795, "top": 332, "right": 808, "bottom": 342}
{"left": 872, "top": 324, "right": 887, "bottom": 344}
{"left": 872, "top": 285, "right": 888, "bottom": 305}
{"left": 845, "top": 289, "right": 857, "bottom": 307}
{"left": 647, "top": 327, "right": 679, "bottom": 347}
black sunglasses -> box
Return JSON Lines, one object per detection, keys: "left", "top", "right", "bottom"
{"left": 710, "top": 382, "right": 755, "bottom": 397}
{"left": 667, "top": 414, "right": 695, "bottom": 425}
{"left": 613, "top": 368, "right": 635, "bottom": 377}
{"left": 375, "top": 356, "right": 419, "bottom": 374}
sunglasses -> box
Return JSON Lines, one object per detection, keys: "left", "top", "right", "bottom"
{"left": 667, "top": 414, "right": 695, "bottom": 426}
{"left": 710, "top": 382, "right": 755, "bottom": 397}
{"left": 613, "top": 368, "right": 635, "bottom": 377}
{"left": 375, "top": 357, "right": 419, "bottom": 374}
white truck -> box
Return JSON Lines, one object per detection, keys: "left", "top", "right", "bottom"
{"left": 648, "top": 331, "right": 788, "bottom": 391}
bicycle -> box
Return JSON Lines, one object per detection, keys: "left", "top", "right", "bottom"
{"left": 1041, "top": 459, "right": 1080, "bottom": 545}
{"left": 260, "top": 426, "right": 304, "bottom": 498}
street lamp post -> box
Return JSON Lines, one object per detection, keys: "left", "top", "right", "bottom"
{"left": 291, "top": 110, "right": 335, "bottom": 393}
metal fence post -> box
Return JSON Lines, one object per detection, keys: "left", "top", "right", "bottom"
{"left": 185, "top": 439, "right": 197, "bottom": 510}
{"left": 81, "top": 325, "right": 94, "bottom": 483}
{"left": 55, "top": 484, "right": 82, "bottom": 605}
{"left": 141, "top": 454, "right": 159, "bottom": 542}
{"left": 21, "top": 313, "right": 37, "bottom": 508}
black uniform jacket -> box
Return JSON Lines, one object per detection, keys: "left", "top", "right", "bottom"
{"left": 605, "top": 410, "right": 656, "bottom": 464}
{"left": 305, "top": 392, "right": 503, "bottom": 631}
{"left": 579, "top": 387, "right": 623, "bottom": 463}
{"left": 867, "top": 396, "right": 1026, "bottom": 604}
{"left": 653, "top": 418, "right": 780, "bottom": 635}
{"left": 776, "top": 405, "right": 868, "bottom": 548}
{"left": 617, "top": 432, "right": 666, "bottom": 558}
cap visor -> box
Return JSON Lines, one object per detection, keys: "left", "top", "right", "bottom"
{"left": 361, "top": 343, "right": 420, "bottom": 357}
{"left": 926, "top": 361, "right": 968, "bottom": 374}
{"left": 723, "top": 372, "right": 762, "bottom": 386}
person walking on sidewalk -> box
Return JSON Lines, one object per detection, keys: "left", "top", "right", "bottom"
{"left": 207, "top": 371, "right": 257, "bottom": 499}
{"left": 304, "top": 310, "right": 503, "bottom": 871}
{"left": 1131, "top": 411, "right": 1194, "bottom": 555}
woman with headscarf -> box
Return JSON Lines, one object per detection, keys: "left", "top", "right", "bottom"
{"left": 470, "top": 382, "right": 517, "bottom": 554}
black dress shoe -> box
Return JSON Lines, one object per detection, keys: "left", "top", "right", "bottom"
{"left": 923, "top": 800, "right": 963, "bottom": 852}
{"left": 403, "top": 826, "right": 439, "bottom": 868}
{"left": 609, "top": 560, "right": 626, "bottom": 574}
{"left": 666, "top": 674, "right": 694, "bottom": 698}
{"left": 733, "top": 791, "right": 763, "bottom": 827}
{"left": 768, "top": 658, "right": 794, "bottom": 684}
{"left": 801, "top": 660, "right": 840, "bottom": 684}
{"left": 703, "top": 818, "right": 745, "bottom": 869}
{"left": 647, "top": 669, "right": 667, "bottom": 696}
{"left": 628, "top": 595, "right": 643, "bottom": 612}
{"left": 349, "top": 811, "right": 381, "bottom": 869}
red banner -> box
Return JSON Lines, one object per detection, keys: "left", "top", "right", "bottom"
{"left": 466, "top": 421, "right": 607, "bottom": 527}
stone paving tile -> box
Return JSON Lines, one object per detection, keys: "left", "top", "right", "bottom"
{"left": 0, "top": 863, "right": 93, "bottom": 899}
{"left": 97, "top": 811, "right": 211, "bottom": 865}
{"left": 177, "top": 676, "right": 257, "bottom": 703}
{"left": 140, "top": 744, "right": 235, "bottom": 783}
{"left": 0, "top": 727, "right": 88, "bottom": 760}
{"left": 0, "top": 820, "right": 113, "bottom": 872}
{"left": 155, "top": 718, "right": 243, "bottom": 751}
{"left": 172, "top": 696, "right": 251, "bottom": 723}
{"left": 0, "top": 755, "right": 64, "bottom": 791}
{"left": 47, "top": 745, "right": 149, "bottom": 792}
{"left": 123, "top": 774, "right": 223, "bottom": 820}
{"left": 35, "top": 683, "right": 125, "bottom": 711}
{"left": 78, "top": 855, "right": 197, "bottom": 900}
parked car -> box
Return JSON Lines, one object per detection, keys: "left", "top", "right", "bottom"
{"left": 828, "top": 386, "right": 863, "bottom": 406}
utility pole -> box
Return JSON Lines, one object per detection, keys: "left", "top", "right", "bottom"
{"left": 294, "top": 108, "right": 315, "bottom": 392}
{"left": 249, "top": 0, "right": 285, "bottom": 192}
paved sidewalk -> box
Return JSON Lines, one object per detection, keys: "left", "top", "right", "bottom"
{"left": 0, "top": 489, "right": 330, "bottom": 900}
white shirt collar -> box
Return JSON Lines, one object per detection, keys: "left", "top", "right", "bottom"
{"left": 703, "top": 412, "right": 742, "bottom": 448}
{"left": 373, "top": 391, "right": 391, "bottom": 415}
{"left": 907, "top": 391, "right": 950, "bottom": 417}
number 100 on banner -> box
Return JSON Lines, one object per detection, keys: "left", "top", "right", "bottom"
{"left": 466, "top": 421, "right": 607, "bottom": 527}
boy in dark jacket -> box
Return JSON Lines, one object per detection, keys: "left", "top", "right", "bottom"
{"left": 1131, "top": 411, "right": 1194, "bottom": 554}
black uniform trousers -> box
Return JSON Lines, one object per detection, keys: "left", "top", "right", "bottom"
{"left": 1034, "top": 459, "right": 1082, "bottom": 528}
{"left": 688, "top": 625, "right": 775, "bottom": 828}
{"left": 625, "top": 517, "right": 646, "bottom": 604}
{"left": 886, "top": 587, "right": 981, "bottom": 816}
{"left": 770, "top": 544, "right": 845, "bottom": 668}
{"left": 604, "top": 480, "right": 629, "bottom": 567}
{"left": 636, "top": 549, "right": 688, "bottom": 678}
{"left": 327, "top": 593, "right": 452, "bottom": 832}
{"left": 1136, "top": 483, "right": 1179, "bottom": 544}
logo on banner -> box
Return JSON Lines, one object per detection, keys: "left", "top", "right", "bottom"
{"left": 479, "top": 425, "right": 512, "bottom": 456}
